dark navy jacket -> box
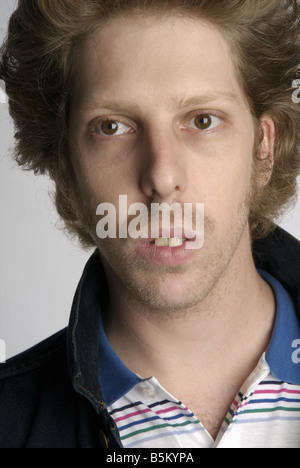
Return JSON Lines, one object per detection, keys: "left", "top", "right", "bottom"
{"left": 0, "top": 226, "right": 299, "bottom": 448}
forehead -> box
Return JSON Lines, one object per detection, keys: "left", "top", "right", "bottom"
{"left": 72, "top": 14, "right": 246, "bottom": 113}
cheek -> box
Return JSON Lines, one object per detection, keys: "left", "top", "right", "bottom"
{"left": 198, "top": 141, "right": 254, "bottom": 227}
{"left": 70, "top": 150, "right": 141, "bottom": 226}
{"left": 69, "top": 135, "right": 116, "bottom": 202}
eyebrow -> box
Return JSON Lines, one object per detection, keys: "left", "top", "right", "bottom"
{"left": 80, "top": 91, "right": 240, "bottom": 114}
{"left": 169, "top": 92, "right": 239, "bottom": 111}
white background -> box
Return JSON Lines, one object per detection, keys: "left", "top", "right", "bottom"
{"left": 0, "top": 0, "right": 300, "bottom": 359}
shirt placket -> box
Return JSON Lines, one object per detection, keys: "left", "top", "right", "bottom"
{"left": 213, "top": 354, "right": 270, "bottom": 448}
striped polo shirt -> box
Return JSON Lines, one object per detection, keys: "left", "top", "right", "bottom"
{"left": 98, "top": 270, "right": 300, "bottom": 448}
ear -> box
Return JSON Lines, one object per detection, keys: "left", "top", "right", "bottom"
{"left": 257, "top": 115, "right": 276, "bottom": 187}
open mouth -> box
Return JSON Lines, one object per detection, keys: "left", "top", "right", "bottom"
{"left": 150, "top": 237, "right": 187, "bottom": 247}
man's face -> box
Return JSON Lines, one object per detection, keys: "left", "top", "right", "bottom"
{"left": 69, "top": 15, "right": 257, "bottom": 311}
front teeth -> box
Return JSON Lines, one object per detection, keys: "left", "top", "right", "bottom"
{"left": 154, "top": 237, "right": 184, "bottom": 247}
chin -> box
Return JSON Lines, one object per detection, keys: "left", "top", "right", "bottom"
{"left": 125, "top": 268, "right": 207, "bottom": 312}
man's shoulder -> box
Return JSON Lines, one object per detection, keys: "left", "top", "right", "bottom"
{"left": 0, "top": 329, "right": 74, "bottom": 447}
{"left": 0, "top": 328, "right": 68, "bottom": 381}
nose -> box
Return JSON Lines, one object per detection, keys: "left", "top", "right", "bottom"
{"left": 139, "top": 126, "right": 188, "bottom": 202}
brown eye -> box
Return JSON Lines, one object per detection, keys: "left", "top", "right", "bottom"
{"left": 95, "top": 120, "right": 131, "bottom": 136}
{"left": 194, "top": 114, "right": 212, "bottom": 130}
{"left": 186, "top": 114, "right": 221, "bottom": 131}
{"left": 99, "top": 120, "right": 119, "bottom": 135}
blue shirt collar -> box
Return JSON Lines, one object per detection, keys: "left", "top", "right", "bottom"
{"left": 98, "top": 315, "right": 140, "bottom": 406}
{"left": 259, "top": 269, "right": 300, "bottom": 385}
{"left": 98, "top": 269, "right": 300, "bottom": 406}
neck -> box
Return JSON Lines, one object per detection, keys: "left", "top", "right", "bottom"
{"left": 102, "top": 228, "right": 275, "bottom": 381}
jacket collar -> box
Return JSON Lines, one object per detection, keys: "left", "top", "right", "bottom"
{"left": 252, "top": 226, "right": 300, "bottom": 316}
{"left": 67, "top": 226, "right": 300, "bottom": 407}
{"left": 67, "top": 249, "right": 108, "bottom": 413}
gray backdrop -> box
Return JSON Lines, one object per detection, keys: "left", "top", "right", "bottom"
{"left": 0, "top": 0, "right": 299, "bottom": 359}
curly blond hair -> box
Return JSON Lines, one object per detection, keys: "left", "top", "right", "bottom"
{"left": 1, "top": 0, "right": 300, "bottom": 247}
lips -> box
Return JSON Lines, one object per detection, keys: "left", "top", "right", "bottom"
{"left": 137, "top": 235, "right": 198, "bottom": 267}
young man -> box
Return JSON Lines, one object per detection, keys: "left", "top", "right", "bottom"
{"left": 0, "top": 0, "right": 300, "bottom": 448}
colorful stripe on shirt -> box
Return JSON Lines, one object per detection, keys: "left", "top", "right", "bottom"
{"left": 108, "top": 374, "right": 300, "bottom": 448}
{"left": 107, "top": 378, "right": 210, "bottom": 448}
